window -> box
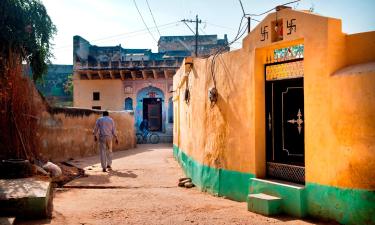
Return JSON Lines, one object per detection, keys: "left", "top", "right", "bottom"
{"left": 124, "top": 86, "right": 133, "bottom": 94}
{"left": 124, "top": 98, "right": 133, "bottom": 110}
{"left": 92, "top": 106, "right": 101, "bottom": 110}
{"left": 93, "top": 92, "right": 100, "bottom": 101}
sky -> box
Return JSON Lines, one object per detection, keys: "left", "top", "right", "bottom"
{"left": 41, "top": 0, "right": 375, "bottom": 65}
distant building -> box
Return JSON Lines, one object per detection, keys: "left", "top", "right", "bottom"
{"left": 158, "top": 34, "right": 229, "bottom": 56}
{"left": 28, "top": 64, "right": 73, "bottom": 106}
{"left": 72, "top": 34, "right": 228, "bottom": 141}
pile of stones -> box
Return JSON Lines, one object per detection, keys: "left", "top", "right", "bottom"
{"left": 178, "top": 177, "right": 195, "bottom": 188}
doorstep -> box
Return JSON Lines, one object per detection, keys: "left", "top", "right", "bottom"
{"left": 248, "top": 178, "right": 307, "bottom": 218}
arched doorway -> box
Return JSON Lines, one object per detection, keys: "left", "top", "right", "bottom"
{"left": 136, "top": 86, "right": 165, "bottom": 132}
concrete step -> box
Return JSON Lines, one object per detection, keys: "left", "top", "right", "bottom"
{"left": 0, "top": 217, "right": 15, "bottom": 225}
{"left": 0, "top": 178, "right": 53, "bottom": 219}
{"left": 247, "top": 193, "right": 282, "bottom": 216}
{"left": 249, "top": 178, "right": 306, "bottom": 218}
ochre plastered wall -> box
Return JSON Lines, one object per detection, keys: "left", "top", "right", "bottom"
{"left": 73, "top": 77, "right": 174, "bottom": 123}
{"left": 26, "top": 76, "right": 137, "bottom": 162}
{"left": 73, "top": 79, "right": 124, "bottom": 110}
{"left": 38, "top": 110, "right": 135, "bottom": 162}
{"left": 174, "top": 9, "right": 375, "bottom": 190}
{"left": 346, "top": 31, "right": 375, "bottom": 65}
{"left": 174, "top": 49, "right": 254, "bottom": 173}
{"left": 309, "top": 67, "right": 375, "bottom": 188}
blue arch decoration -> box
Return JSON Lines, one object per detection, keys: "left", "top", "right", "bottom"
{"left": 135, "top": 86, "right": 165, "bottom": 131}
{"left": 124, "top": 97, "right": 133, "bottom": 110}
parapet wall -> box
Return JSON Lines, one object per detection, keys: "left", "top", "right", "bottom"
{"left": 37, "top": 108, "right": 135, "bottom": 162}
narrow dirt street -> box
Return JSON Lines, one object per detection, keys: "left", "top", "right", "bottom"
{"left": 19, "top": 144, "right": 333, "bottom": 225}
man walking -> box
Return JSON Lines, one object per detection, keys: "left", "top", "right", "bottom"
{"left": 93, "top": 111, "right": 118, "bottom": 172}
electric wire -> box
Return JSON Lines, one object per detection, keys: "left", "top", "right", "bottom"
{"left": 209, "top": 16, "right": 247, "bottom": 91}
{"left": 205, "top": 22, "right": 235, "bottom": 31}
{"left": 208, "top": 0, "right": 301, "bottom": 107}
{"left": 199, "top": 27, "right": 206, "bottom": 35}
{"left": 54, "top": 21, "right": 180, "bottom": 51}
{"left": 211, "top": 0, "right": 302, "bottom": 62}
{"left": 208, "top": 19, "right": 247, "bottom": 108}
{"left": 145, "top": 0, "right": 161, "bottom": 36}
{"left": 181, "top": 20, "right": 196, "bottom": 35}
{"left": 133, "top": 0, "right": 158, "bottom": 43}
{"left": 246, "top": 0, "right": 301, "bottom": 17}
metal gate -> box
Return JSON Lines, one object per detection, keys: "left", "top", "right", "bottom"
{"left": 265, "top": 58, "right": 305, "bottom": 184}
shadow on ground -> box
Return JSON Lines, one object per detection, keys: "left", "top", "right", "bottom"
{"left": 108, "top": 170, "right": 137, "bottom": 178}
{"left": 69, "top": 144, "right": 172, "bottom": 169}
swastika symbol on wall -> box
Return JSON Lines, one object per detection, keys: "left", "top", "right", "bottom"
{"left": 261, "top": 26, "right": 269, "bottom": 41}
{"left": 287, "top": 19, "right": 297, "bottom": 35}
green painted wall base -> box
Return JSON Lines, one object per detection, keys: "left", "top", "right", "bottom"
{"left": 248, "top": 177, "right": 375, "bottom": 224}
{"left": 305, "top": 183, "right": 375, "bottom": 225}
{"left": 247, "top": 193, "right": 282, "bottom": 216}
{"left": 173, "top": 145, "right": 375, "bottom": 224}
{"left": 173, "top": 145, "right": 254, "bottom": 202}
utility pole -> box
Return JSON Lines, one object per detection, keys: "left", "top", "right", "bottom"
{"left": 195, "top": 15, "right": 199, "bottom": 57}
{"left": 247, "top": 17, "right": 251, "bottom": 33}
{"left": 181, "top": 15, "right": 202, "bottom": 57}
{"left": 239, "top": 0, "right": 251, "bottom": 33}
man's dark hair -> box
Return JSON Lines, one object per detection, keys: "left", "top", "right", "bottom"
{"left": 103, "top": 111, "right": 109, "bottom": 116}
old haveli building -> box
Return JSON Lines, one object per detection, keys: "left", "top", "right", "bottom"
{"left": 73, "top": 35, "right": 228, "bottom": 140}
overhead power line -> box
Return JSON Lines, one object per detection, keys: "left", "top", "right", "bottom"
{"left": 239, "top": 0, "right": 300, "bottom": 33}
{"left": 145, "top": 0, "right": 161, "bottom": 36}
{"left": 54, "top": 21, "right": 179, "bottom": 51}
{"left": 247, "top": 0, "right": 301, "bottom": 17}
{"left": 208, "top": 0, "right": 302, "bottom": 99}
{"left": 205, "top": 22, "right": 236, "bottom": 31}
{"left": 133, "top": 0, "right": 158, "bottom": 43}
{"left": 199, "top": 27, "right": 206, "bottom": 35}
{"left": 181, "top": 15, "right": 202, "bottom": 57}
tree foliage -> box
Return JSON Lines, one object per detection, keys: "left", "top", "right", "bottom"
{"left": 0, "top": 0, "right": 56, "bottom": 160}
{"left": 63, "top": 74, "right": 73, "bottom": 96}
{"left": 0, "top": 0, "right": 56, "bottom": 80}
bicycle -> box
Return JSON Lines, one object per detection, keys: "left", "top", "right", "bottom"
{"left": 136, "top": 131, "right": 160, "bottom": 144}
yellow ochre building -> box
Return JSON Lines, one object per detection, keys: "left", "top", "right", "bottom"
{"left": 173, "top": 8, "right": 374, "bottom": 224}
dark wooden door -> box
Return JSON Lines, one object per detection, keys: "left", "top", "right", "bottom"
{"left": 143, "top": 98, "right": 162, "bottom": 131}
{"left": 266, "top": 76, "right": 305, "bottom": 183}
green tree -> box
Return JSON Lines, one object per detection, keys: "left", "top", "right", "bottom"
{"left": 0, "top": 0, "right": 56, "bottom": 81}
{"left": 0, "top": 0, "right": 56, "bottom": 159}
{"left": 63, "top": 74, "right": 73, "bottom": 96}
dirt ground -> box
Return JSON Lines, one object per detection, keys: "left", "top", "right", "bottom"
{"left": 17, "top": 144, "right": 336, "bottom": 225}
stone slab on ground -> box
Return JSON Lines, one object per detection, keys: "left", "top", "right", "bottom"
{"left": 247, "top": 193, "right": 282, "bottom": 216}
{"left": 0, "top": 178, "right": 53, "bottom": 219}
{"left": 0, "top": 217, "right": 15, "bottom": 225}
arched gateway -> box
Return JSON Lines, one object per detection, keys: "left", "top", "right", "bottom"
{"left": 136, "top": 86, "right": 165, "bottom": 132}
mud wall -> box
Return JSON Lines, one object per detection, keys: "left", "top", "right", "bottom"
{"left": 37, "top": 109, "right": 135, "bottom": 162}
